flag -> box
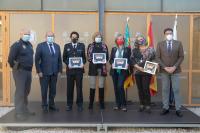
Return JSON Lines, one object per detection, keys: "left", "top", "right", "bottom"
{"left": 124, "top": 17, "right": 134, "bottom": 89}
{"left": 173, "top": 14, "right": 178, "bottom": 40}
{"left": 147, "top": 19, "right": 157, "bottom": 96}
{"left": 125, "top": 18, "right": 131, "bottom": 48}
{"left": 147, "top": 21, "right": 154, "bottom": 48}
{"left": 124, "top": 74, "right": 135, "bottom": 89}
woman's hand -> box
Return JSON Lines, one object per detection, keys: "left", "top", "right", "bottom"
{"left": 125, "top": 64, "right": 129, "bottom": 70}
{"left": 138, "top": 67, "right": 144, "bottom": 72}
{"left": 134, "top": 64, "right": 144, "bottom": 72}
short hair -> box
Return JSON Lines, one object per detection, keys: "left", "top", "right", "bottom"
{"left": 92, "top": 32, "right": 103, "bottom": 42}
{"left": 163, "top": 28, "right": 173, "bottom": 34}
{"left": 114, "top": 33, "right": 125, "bottom": 43}
{"left": 70, "top": 31, "right": 79, "bottom": 38}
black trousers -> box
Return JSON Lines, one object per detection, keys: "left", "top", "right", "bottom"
{"left": 112, "top": 72, "right": 126, "bottom": 107}
{"left": 13, "top": 69, "right": 32, "bottom": 114}
{"left": 39, "top": 74, "right": 58, "bottom": 108}
{"left": 135, "top": 74, "right": 152, "bottom": 106}
{"left": 67, "top": 73, "right": 83, "bottom": 107}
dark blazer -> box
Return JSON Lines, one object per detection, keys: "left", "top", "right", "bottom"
{"left": 63, "top": 42, "right": 86, "bottom": 75}
{"left": 109, "top": 46, "right": 131, "bottom": 76}
{"left": 156, "top": 40, "right": 184, "bottom": 73}
{"left": 35, "top": 42, "right": 62, "bottom": 75}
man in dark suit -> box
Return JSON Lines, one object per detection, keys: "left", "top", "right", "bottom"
{"left": 35, "top": 31, "right": 62, "bottom": 113}
{"left": 156, "top": 28, "right": 184, "bottom": 117}
{"left": 63, "top": 31, "right": 86, "bottom": 112}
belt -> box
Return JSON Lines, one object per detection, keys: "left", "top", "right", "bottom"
{"left": 18, "top": 66, "right": 32, "bottom": 71}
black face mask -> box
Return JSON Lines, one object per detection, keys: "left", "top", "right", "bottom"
{"left": 72, "top": 38, "right": 78, "bottom": 43}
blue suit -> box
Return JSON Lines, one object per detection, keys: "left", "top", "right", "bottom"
{"left": 35, "top": 41, "right": 62, "bottom": 108}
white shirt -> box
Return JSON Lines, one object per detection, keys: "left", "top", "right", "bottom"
{"left": 115, "top": 48, "right": 124, "bottom": 58}
{"left": 47, "top": 42, "right": 56, "bottom": 54}
{"left": 72, "top": 43, "right": 77, "bottom": 49}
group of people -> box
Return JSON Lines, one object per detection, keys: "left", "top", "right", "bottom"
{"left": 8, "top": 27, "right": 184, "bottom": 121}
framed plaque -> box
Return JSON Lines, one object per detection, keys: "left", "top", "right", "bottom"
{"left": 69, "top": 57, "right": 83, "bottom": 68}
{"left": 113, "top": 58, "right": 128, "bottom": 70}
{"left": 144, "top": 61, "right": 158, "bottom": 75}
{"left": 92, "top": 53, "right": 106, "bottom": 64}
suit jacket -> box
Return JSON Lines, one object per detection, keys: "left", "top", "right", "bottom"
{"left": 63, "top": 42, "right": 86, "bottom": 75}
{"left": 156, "top": 40, "right": 184, "bottom": 73}
{"left": 109, "top": 46, "right": 131, "bottom": 76}
{"left": 35, "top": 41, "right": 62, "bottom": 75}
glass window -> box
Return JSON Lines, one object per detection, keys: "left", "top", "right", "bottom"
{"left": 193, "top": 16, "right": 200, "bottom": 69}
{"left": 0, "top": 16, "right": 2, "bottom": 69}
{"left": 105, "top": 0, "right": 161, "bottom": 12}
{"left": 0, "top": 0, "right": 41, "bottom": 10}
{"left": 0, "top": 15, "right": 2, "bottom": 101}
{"left": 192, "top": 73, "right": 200, "bottom": 104}
{"left": 43, "top": 0, "right": 98, "bottom": 11}
{"left": 163, "top": 0, "right": 200, "bottom": 12}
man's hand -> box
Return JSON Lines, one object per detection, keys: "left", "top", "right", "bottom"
{"left": 164, "top": 67, "right": 170, "bottom": 73}
{"left": 168, "top": 66, "right": 176, "bottom": 74}
{"left": 164, "top": 66, "right": 176, "bottom": 74}
{"left": 38, "top": 72, "right": 43, "bottom": 78}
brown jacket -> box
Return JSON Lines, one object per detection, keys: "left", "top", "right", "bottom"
{"left": 156, "top": 40, "right": 184, "bottom": 73}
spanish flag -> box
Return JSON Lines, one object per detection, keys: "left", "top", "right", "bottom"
{"left": 124, "top": 74, "right": 135, "bottom": 89}
{"left": 147, "top": 19, "right": 157, "bottom": 96}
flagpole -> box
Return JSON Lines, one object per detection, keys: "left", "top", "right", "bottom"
{"left": 126, "top": 16, "right": 129, "bottom": 105}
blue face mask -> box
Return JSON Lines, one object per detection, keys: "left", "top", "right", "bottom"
{"left": 22, "top": 34, "right": 30, "bottom": 42}
{"left": 47, "top": 36, "right": 54, "bottom": 43}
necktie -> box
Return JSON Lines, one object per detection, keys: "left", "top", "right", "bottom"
{"left": 167, "top": 41, "right": 172, "bottom": 53}
{"left": 73, "top": 44, "right": 76, "bottom": 49}
{"left": 49, "top": 43, "right": 55, "bottom": 55}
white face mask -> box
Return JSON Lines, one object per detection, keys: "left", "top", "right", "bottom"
{"left": 95, "top": 37, "right": 102, "bottom": 43}
{"left": 166, "top": 34, "right": 173, "bottom": 41}
{"left": 47, "top": 36, "right": 54, "bottom": 43}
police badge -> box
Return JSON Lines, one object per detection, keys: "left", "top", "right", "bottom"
{"left": 22, "top": 45, "right": 26, "bottom": 49}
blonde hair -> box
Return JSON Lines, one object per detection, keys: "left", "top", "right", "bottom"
{"left": 92, "top": 32, "right": 103, "bottom": 42}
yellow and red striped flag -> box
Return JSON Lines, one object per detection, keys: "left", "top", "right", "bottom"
{"left": 124, "top": 74, "right": 135, "bottom": 89}
{"left": 147, "top": 19, "right": 157, "bottom": 96}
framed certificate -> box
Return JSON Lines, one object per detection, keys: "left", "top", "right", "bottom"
{"left": 69, "top": 57, "right": 83, "bottom": 68}
{"left": 113, "top": 58, "right": 128, "bottom": 70}
{"left": 144, "top": 61, "right": 158, "bottom": 75}
{"left": 92, "top": 53, "right": 106, "bottom": 64}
